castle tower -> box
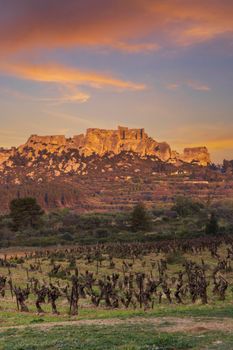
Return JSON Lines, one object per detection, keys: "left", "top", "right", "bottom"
{"left": 118, "top": 126, "right": 128, "bottom": 140}
{"left": 118, "top": 126, "right": 145, "bottom": 140}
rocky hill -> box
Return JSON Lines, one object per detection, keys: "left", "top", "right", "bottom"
{"left": 0, "top": 126, "right": 210, "bottom": 167}
{"left": 0, "top": 126, "right": 224, "bottom": 214}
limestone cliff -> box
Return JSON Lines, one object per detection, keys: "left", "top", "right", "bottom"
{"left": 0, "top": 148, "right": 15, "bottom": 166}
{"left": 0, "top": 126, "right": 210, "bottom": 166}
{"left": 14, "top": 126, "right": 172, "bottom": 162}
{"left": 181, "top": 147, "right": 210, "bottom": 166}
{"left": 78, "top": 127, "right": 171, "bottom": 161}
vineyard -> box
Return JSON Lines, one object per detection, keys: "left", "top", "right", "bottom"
{"left": 0, "top": 237, "right": 233, "bottom": 348}
{"left": 0, "top": 237, "right": 232, "bottom": 315}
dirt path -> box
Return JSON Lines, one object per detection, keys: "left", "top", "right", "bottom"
{"left": 0, "top": 316, "right": 233, "bottom": 333}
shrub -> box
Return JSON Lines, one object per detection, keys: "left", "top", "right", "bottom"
{"left": 131, "top": 203, "right": 152, "bottom": 232}
{"left": 172, "top": 196, "right": 204, "bottom": 217}
{"left": 205, "top": 213, "right": 219, "bottom": 235}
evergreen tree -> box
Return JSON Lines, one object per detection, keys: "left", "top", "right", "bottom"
{"left": 131, "top": 203, "right": 151, "bottom": 232}
{"left": 172, "top": 196, "right": 203, "bottom": 217}
{"left": 9, "top": 197, "right": 44, "bottom": 231}
{"left": 205, "top": 213, "right": 219, "bottom": 235}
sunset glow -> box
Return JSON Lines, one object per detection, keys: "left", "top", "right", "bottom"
{"left": 0, "top": 0, "right": 233, "bottom": 162}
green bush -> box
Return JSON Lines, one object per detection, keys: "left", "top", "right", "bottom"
{"left": 172, "top": 196, "right": 204, "bottom": 217}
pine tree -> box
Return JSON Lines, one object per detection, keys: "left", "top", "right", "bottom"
{"left": 10, "top": 197, "right": 44, "bottom": 231}
{"left": 131, "top": 203, "right": 151, "bottom": 232}
{"left": 205, "top": 213, "right": 219, "bottom": 235}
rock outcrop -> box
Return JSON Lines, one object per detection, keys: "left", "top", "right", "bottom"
{"left": 77, "top": 127, "right": 172, "bottom": 161}
{"left": 0, "top": 126, "right": 215, "bottom": 213}
{"left": 0, "top": 126, "right": 210, "bottom": 166}
{"left": 0, "top": 148, "right": 15, "bottom": 166}
{"left": 181, "top": 147, "right": 210, "bottom": 166}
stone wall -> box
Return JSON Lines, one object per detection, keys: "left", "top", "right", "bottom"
{"left": 118, "top": 126, "right": 145, "bottom": 140}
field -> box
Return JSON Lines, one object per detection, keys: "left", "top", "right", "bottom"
{"left": 0, "top": 237, "right": 233, "bottom": 349}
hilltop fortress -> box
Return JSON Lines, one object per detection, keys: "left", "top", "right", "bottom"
{"left": 0, "top": 126, "right": 210, "bottom": 166}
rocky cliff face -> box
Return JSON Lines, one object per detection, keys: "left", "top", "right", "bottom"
{"left": 78, "top": 127, "right": 172, "bottom": 161}
{"left": 181, "top": 147, "right": 210, "bottom": 166}
{"left": 0, "top": 148, "right": 15, "bottom": 166}
{"left": 0, "top": 126, "right": 210, "bottom": 168}
{"left": 15, "top": 126, "right": 172, "bottom": 161}
{"left": 0, "top": 126, "right": 215, "bottom": 213}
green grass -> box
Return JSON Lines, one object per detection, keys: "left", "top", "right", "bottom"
{"left": 78, "top": 303, "right": 233, "bottom": 320}
{"left": 0, "top": 324, "right": 231, "bottom": 350}
{"left": 0, "top": 302, "right": 233, "bottom": 328}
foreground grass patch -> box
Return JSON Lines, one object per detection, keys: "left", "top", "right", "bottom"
{"left": 1, "top": 302, "right": 233, "bottom": 328}
{"left": 0, "top": 324, "right": 232, "bottom": 350}
{"left": 78, "top": 303, "right": 233, "bottom": 320}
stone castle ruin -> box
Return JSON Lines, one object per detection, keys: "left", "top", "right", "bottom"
{"left": 118, "top": 126, "right": 145, "bottom": 141}
{"left": 0, "top": 126, "right": 211, "bottom": 166}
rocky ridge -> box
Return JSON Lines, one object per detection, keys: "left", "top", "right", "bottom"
{"left": 0, "top": 126, "right": 210, "bottom": 169}
{"left": 0, "top": 126, "right": 215, "bottom": 213}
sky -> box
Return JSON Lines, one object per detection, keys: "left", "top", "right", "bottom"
{"left": 0, "top": 0, "right": 233, "bottom": 163}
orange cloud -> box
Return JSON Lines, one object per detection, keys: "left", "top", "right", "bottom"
{"left": 0, "top": 1, "right": 232, "bottom": 54}
{"left": 0, "top": 86, "right": 90, "bottom": 104}
{"left": 187, "top": 81, "right": 211, "bottom": 91}
{"left": 0, "top": 62, "right": 145, "bottom": 91}
{"left": 111, "top": 42, "right": 160, "bottom": 53}
{"left": 166, "top": 81, "right": 210, "bottom": 92}
{"left": 149, "top": 1, "right": 233, "bottom": 45}
{"left": 166, "top": 83, "right": 180, "bottom": 90}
